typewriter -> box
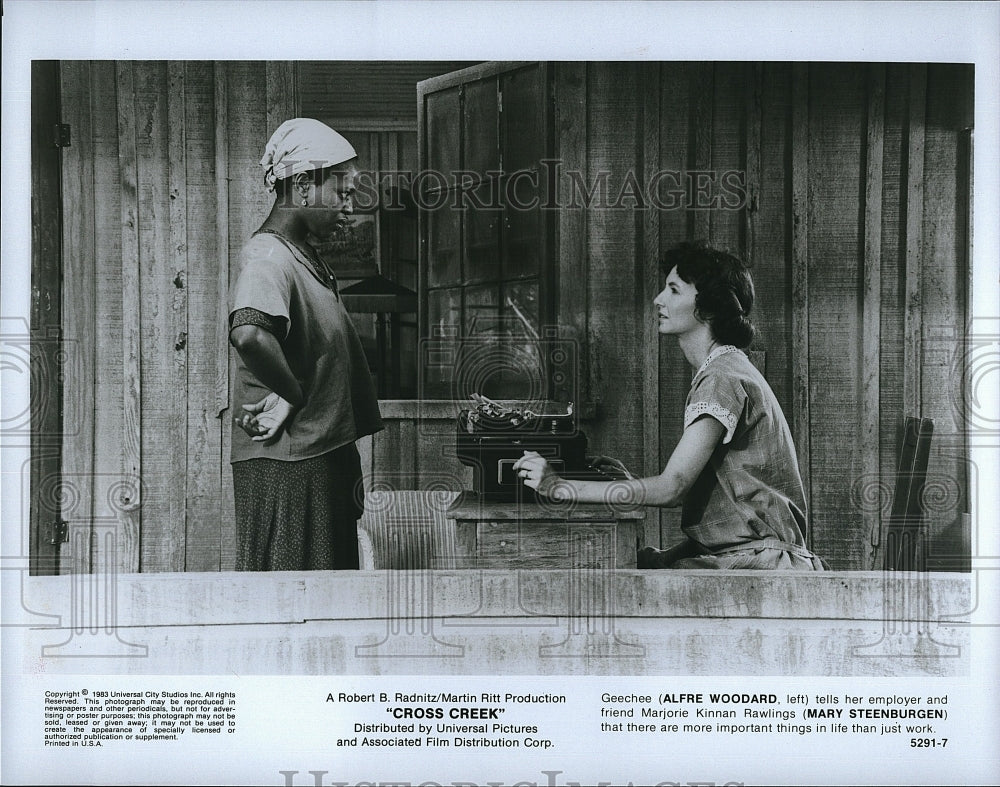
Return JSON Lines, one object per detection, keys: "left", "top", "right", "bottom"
{"left": 455, "top": 394, "right": 620, "bottom": 501}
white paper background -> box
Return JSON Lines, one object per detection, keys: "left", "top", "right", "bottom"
{"left": 3, "top": 2, "right": 999, "bottom": 785}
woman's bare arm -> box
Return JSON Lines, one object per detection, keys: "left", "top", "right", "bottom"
{"left": 516, "top": 416, "right": 725, "bottom": 506}
{"left": 229, "top": 324, "right": 305, "bottom": 407}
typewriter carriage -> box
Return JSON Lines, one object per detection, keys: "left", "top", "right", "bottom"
{"left": 455, "top": 394, "right": 610, "bottom": 500}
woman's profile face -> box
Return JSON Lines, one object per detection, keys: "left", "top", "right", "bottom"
{"left": 304, "top": 164, "right": 359, "bottom": 236}
{"left": 654, "top": 266, "right": 700, "bottom": 336}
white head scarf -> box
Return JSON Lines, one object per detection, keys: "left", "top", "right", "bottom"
{"left": 260, "top": 118, "right": 357, "bottom": 192}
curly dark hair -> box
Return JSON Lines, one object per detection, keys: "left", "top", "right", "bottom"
{"left": 660, "top": 240, "right": 756, "bottom": 348}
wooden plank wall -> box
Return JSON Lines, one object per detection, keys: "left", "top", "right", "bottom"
{"left": 57, "top": 59, "right": 444, "bottom": 574}
{"left": 554, "top": 62, "right": 971, "bottom": 569}
{"left": 56, "top": 60, "right": 971, "bottom": 573}
{"left": 584, "top": 63, "right": 645, "bottom": 485}
{"left": 58, "top": 61, "right": 296, "bottom": 573}
{"left": 651, "top": 64, "right": 695, "bottom": 549}
{"left": 29, "top": 62, "right": 65, "bottom": 576}
{"left": 59, "top": 61, "right": 98, "bottom": 577}
{"left": 91, "top": 61, "right": 127, "bottom": 573}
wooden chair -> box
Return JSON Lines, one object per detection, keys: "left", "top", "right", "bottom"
{"left": 883, "top": 416, "right": 934, "bottom": 571}
{"left": 357, "top": 489, "right": 460, "bottom": 570}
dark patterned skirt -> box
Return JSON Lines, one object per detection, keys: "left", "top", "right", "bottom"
{"left": 232, "top": 444, "right": 364, "bottom": 571}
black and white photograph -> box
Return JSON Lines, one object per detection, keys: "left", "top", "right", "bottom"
{"left": 2, "top": 1, "right": 998, "bottom": 785}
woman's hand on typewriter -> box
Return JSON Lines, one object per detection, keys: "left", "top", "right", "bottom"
{"left": 585, "top": 454, "right": 635, "bottom": 480}
{"left": 513, "top": 450, "right": 561, "bottom": 497}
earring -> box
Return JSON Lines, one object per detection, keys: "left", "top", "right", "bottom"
{"left": 301, "top": 197, "right": 309, "bottom": 207}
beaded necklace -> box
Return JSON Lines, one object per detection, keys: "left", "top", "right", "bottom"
{"left": 254, "top": 227, "right": 340, "bottom": 296}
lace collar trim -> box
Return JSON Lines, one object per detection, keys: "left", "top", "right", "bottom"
{"left": 693, "top": 344, "right": 741, "bottom": 379}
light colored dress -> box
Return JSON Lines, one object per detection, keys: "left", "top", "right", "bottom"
{"left": 672, "top": 345, "right": 825, "bottom": 570}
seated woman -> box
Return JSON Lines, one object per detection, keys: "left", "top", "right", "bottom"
{"left": 513, "top": 241, "right": 825, "bottom": 570}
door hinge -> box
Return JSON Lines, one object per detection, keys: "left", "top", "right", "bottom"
{"left": 48, "top": 520, "right": 69, "bottom": 545}
{"left": 53, "top": 123, "right": 71, "bottom": 148}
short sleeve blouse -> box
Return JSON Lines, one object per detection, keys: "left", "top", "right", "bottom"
{"left": 680, "top": 347, "right": 810, "bottom": 552}
{"left": 228, "top": 233, "right": 383, "bottom": 463}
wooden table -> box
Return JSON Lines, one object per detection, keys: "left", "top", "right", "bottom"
{"left": 445, "top": 490, "right": 645, "bottom": 569}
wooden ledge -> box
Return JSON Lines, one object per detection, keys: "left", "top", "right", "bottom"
{"left": 14, "top": 571, "right": 972, "bottom": 676}
{"left": 22, "top": 569, "right": 970, "bottom": 628}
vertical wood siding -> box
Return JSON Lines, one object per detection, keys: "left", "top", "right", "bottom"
{"left": 184, "top": 62, "right": 225, "bottom": 572}
{"left": 212, "top": 63, "right": 236, "bottom": 571}
{"left": 59, "top": 61, "right": 295, "bottom": 572}
{"left": 59, "top": 61, "right": 97, "bottom": 575}
{"left": 115, "top": 61, "right": 143, "bottom": 574}
{"left": 554, "top": 62, "right": 971, "bottom": 569}
{"left": 585, "top": 63, "right": 643, "bottom": 478}
{"left": 654, "top": 63, "right": 695, "bottom": 550}
{"left": 554, "top": 62, "right": 589, "bottom": 417}
{"left": 789, "top": 63, "right": 812, "bottom": 545}
{"left": 57, "top": 61, "right": 971, "bottom": 573}
{"left": 861, "top": 64, "right": 886, "bottom": 565}
{"left": 639, "top": 62, "right": 662, "bottom": 548}
{"left": 91, "top": 62, "right": 126, "bottom": 573}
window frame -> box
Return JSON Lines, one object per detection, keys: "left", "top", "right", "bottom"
{"left": 416, "top": 61, "right": 558, "bottom": 401}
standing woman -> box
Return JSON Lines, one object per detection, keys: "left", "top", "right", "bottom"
{"left": 514, "top": 241, "right": 825, "bottom": 570}
{"left": 228, "top": 118, "right": 383, "bottom": 571}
